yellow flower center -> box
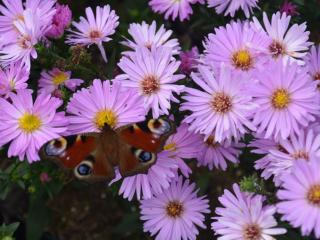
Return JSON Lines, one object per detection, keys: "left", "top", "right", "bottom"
{"left": 164, "top": 142, "right": 177, "bottom": 152}
{"left": 9, "top": 79, "right": 15, "bottom": 89}
{"left": 271, "top": 88, "right": 291, "bottom": 110}
{"left": 166, "top": 201, "right": 184, "bottom": 218}
{"left": 89, "top": 30, "right": 102, "bottom": 40}
{"left": 307, "top": 185, "right": 320, "bottom": 206}
{"left": 52, "top": 72, "right": 69, "bottom": 85}
{"left": 205, "top": 136, "right": 219, "bottom": 148}
{"left": 18, "top": 113, "right": 42, "bottom": 133}
{"left": 243, "top": 224, "right": 261, "bottom": 240}
{"left": 211, "top": 92, "right": 232, "bottom": 114}
{"left": 94, "top": 109, "right": 117, "bottom": 129}
{"left": 232, "top": 50, "right": 253, "bottom": 71}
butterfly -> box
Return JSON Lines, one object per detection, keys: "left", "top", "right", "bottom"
{"left": 39, "top": 118, "right": 175, "bottom": 181}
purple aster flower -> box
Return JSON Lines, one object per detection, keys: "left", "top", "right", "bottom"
{"left": 277, "top": 158, "right": 320, "bottom": 238}
{"left": 38, "top": 68, "right": 83, "bottom": 94}
{"left": 46, "top": 3, "right": 72, "bottom": 38}
{"left": 179, "top": 47, "right": 199, "bottom": 75}
{"left": 0, "top": 62, "right": 29, "bottom": 98}
{"left": 180, "top": 65, "right": 257, "bottom": 142}
{"left": 121, "top": 21, "right": 180, "bottom": 56}
{"left": 251, "top": 60, "right": 319, "bottom": 140}
{"left": 197, "top": 135, "right": 243, "bottom": 170}
{"left": 0, "top": 0, "right": 56, "bottom": 35}
{"left": 305, "top": 45, "right": 320, "bottom": 82}
{"left": 149, "top": 0, "right": 204, "bottom": 21}
{"left": 0, "top": 89, "right": 67, "bottom": 162}
{"left": 117, "top": 46, "right": 185, "bottom": 118}
{"left": 66, "top": 79, "right": 145, "bottom": 135}
{"left": 66, "top": 5, "right": 119, "bottom": 62}
{"left": 163, "top": 123, "right": 202, "bottom": 177}
{"left": 203, "top": 21, "right": 270, "bottom": 76}
{"left": 256, "top": 129, "right": 320, "bottom": 186}
{"left": 118, "top": 151, "right": 178, "bottom": 200}
{"left": 140, "top": 176, "right": 210, "bottom": 240}
{"left": 0, "top": 9, "right": 45, "bottom": 69}
{"left": 212, "top": 183, "right": 287, "bottom": 239}
{"left": 280, "top": 0, "right": 299, "bottom": 16}
{"left": 253, "top": 12, "right": 311, "bottom": 64}
{"left": 208, "top": 0, "right": 260, "bottom": 18}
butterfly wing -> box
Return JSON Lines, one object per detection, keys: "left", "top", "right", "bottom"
{"left": 117, "top": 118, "right": 175, "bottom": 177}
{"left": 39, "top": 134, "right": 115, "bottom": 181}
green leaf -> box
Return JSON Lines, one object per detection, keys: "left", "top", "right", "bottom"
{"left": 0, "top": 222, "right": 20, "bottom": 239}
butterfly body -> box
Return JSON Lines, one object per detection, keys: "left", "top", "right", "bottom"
{"left": 40, "top": 118, "right": 175, "bottom": 181}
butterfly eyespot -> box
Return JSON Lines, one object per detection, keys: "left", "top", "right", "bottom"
{"left": 45, "top": 137, "right": 67, "bottom": 156}
{"left": 134, "top": 149, "right": 156, "bottom": 163}
{"left": 148, "top": 119, "right": 171, "bottom": 135}
{"left": 74, "top": 160, "right": 93, "bottom": 179}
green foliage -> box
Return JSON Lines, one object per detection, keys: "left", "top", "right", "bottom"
{"left": 0, "top": 223, "right": 19, "bottom": 240}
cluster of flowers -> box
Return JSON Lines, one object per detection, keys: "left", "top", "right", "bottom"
{"left": 0, "top": 0, "right": 319, "bottom": 239}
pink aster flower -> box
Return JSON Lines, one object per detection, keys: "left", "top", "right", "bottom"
{"left": 66, "top": 79, "right": 145, "bottom": 135}
{"left": 121, "top": 21, "right": 180, "bottom": 56}
{"left": 305, "top": 45, "right": 320, "bottom": 82}
{"left": 203, "top": 21, "right": 270, "bottom": 76}
{"left": 66, "top": 5, "right": 119, "bottom": 62}
{"left": 253, "top": 12, "right": 312, "bottom": 63}
{"left": 0, "top": 9, "right": 44, "bottom": 69}
{"left": 0, "top": 62, "right": 29, "bottom": 98}
{"left": 0, "top": 0, "right": 56, "bottom": 35}
{"left": 180, "top": 65, "right": 257, "bottom": 142}
{"left": 207, "top": 0, "right": 259, "bottom": 18}
{"left": 179, "top": 47, "right": 199, "bottom": 75}
{"left": 163, "top": 123, "right": 202, "bottom": 177}
{"left": 118, "top": 151, "right": 178, "bottom": 201}
{"left": 140, "top": 176, "right": 210, "bottom": 240}
{"left": 38, "top": 68, "right": 83, "bottom": 94}
{"left": 212, "top": 183, "right": 287, "bottom": 239}
{"left": 251, "top": 60, "right": 319, "bottom": 140}
{"left": 280, "top": 0, "right": 299, "bottom": 16}
{"left": 277, "top": 158, "right": 320, "bottom": 238}
{"left": 46, "top": 3, "right": 72, "bottom": 38}
{"left": 0, "top": 89, "right": 67, "bottom": 162}
{"left": 197, "top": 135, "right": 243, "bottom": 170}
{"left": 149, "top": 0, "right": 204, "bottom": 21}
{"left": 117, "top": 46, "right": 185, "bottom": 118}
{"left": 256, "top": 129, "right": 320, "bottom": 186}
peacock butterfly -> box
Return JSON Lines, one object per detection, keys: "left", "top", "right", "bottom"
{"left": 39, "top": 118, "right": 175, "bottom": 181}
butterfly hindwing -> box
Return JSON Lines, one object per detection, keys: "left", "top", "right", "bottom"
{"left": 117, "top": 118, "right": 175, "bottom": 176}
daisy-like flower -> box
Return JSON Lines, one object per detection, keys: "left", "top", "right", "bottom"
{"left": 140, "top": 176, "right": 210, "bottom": 240}
{"left": 277, "top": 158, "right": 320, "bottom": 238}
{"left": 212, "top": 183, "right": 287, "bottom": 239}
{"left": 0, "top": 62, "right": 29, "bottom": 98}
{"left": 0, "top": 89, "right": 67, "bottom": 162}
{"left": 251, "top": 60, "right": 319, "bottom": 140}
{"left": 203, "top": 21, "right": 270, "bottom": 76}
{"left": 149, "top": 0, "right": 204, "bottom": 21}
{"left": 256, "top": 129, "right": 320, "bottom": 186}
{"left": 0, "top": 0, "right": 56, "bottom": 35}
{"left": 163, "top": 123, "right": 202, "bottom": 177}
{"left": 179, "top": 47, "right": 199, "bottom": 75}
{"left": 253, "top": 12, "right": 312, "bottom": 63}
{"left": 46, "top": 3, "right": 72, "bottom": 38}
{"left": 117, "top": 46, "right": 185, "bottom": 118}
{"left": 38, "top": 68, "right": 83, "bottom": 94}
{"left": 121, "top": 21, "right": 180, "bottom": 55}
{"left": 181, "top": 65, "right": 257, "bottom": 142}
{"left": 118, "top": 151, "right": 178, "bottom": 201}
{"left": 197, "top": 135, "right": 243, "bottom": 170}
{"left": 305, "top": 45, "right": 320, "bottom": 82}
{"left": 0, "top": 9, "right": 44, "bottom": 69}
{"left": 66, "top": 79, "right": 145, "bottom": 135}
{"left": 207, "top": 0, "right": 259, "bottom": 18}
{"left": 280, "top": 0, "right": 299, "bottom": 16}
{"left": 66, "top": 5, "right": 119, "bottom": 62}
